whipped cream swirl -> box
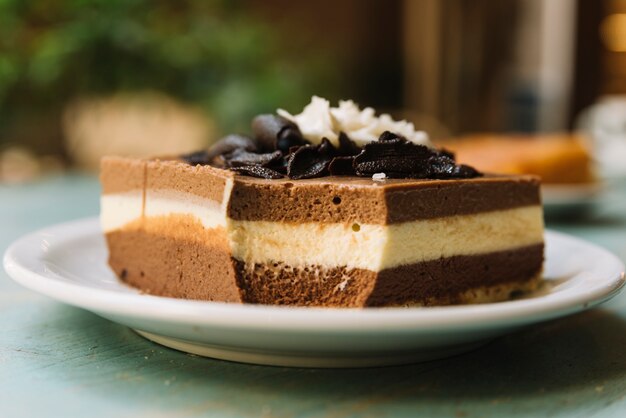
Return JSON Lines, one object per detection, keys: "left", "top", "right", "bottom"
{"left": 278, "top": 96, "right": 431, "bottom": 148}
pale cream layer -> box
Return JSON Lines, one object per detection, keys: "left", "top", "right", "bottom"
{"left": 101, "top": 190, "right": 143, "bottom": 232}
{"left": 101, "top": 192, "right": 544, "bottom": 271}
{"left": 145, "top": 189, "right": 227, "bottom": 229}
{"left": 229, "top": 207, "right": 543, "bottom": 270}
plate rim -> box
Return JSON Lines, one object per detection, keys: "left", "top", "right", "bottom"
{"left": 3, "top": 217, "right": 625, "bottom": 333}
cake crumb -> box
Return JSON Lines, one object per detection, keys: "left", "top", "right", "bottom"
{"left": 372, "top": 172, "right": 387, "bottom": 181}
{"left": 336, "top": 276, "right": 351, "bottom": 291}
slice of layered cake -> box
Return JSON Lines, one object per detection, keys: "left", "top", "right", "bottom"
{"left": 101, "top": 97, "right": 544, "bottom": 307}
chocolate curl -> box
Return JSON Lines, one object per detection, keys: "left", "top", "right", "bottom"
{"left": 354, "top": 136, "right": 432, "bottom": 177}
{"left": 231, "top": 165, "right": 284, "bottom": 179}
{"left": 427, "top": 160, "right": 481, "bottom": 179}
{"left": 207, "top": 134, "right": 258, "bottom": 160}
{"left": 287, "top": 138, "right": 336, "bottom": 180}
{"left": 224, "top": 149, "right": 283, "bottom": 168}
{"left": 337, "top": 132, "right": 361, "bottom": 156}
{"left": 328, "top": 156, "right": 356, "bottom": 176}
{"left": 181, "top": 150, "right": 212, "bottom": 165}
{"left": 252, "top": 114, "right": 308, "bottom": 153}
{"left": 353, "top": 131, "right": 481, "bottom": 179}
{"left": 328, "top": 132, "right": 360, "bottom": 176}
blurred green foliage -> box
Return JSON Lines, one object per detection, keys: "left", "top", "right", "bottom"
{"left": 0, "top": 0, "right": 335, "bottom": 149}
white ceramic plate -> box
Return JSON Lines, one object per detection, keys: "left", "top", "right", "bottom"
{"left": 4, "top": 218, "right": 625, "bottom": 368}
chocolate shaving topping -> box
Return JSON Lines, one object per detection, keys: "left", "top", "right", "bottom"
{"left": 433, "top": 160, "right": 481, "bottom": 178}
{"left": 230, "top": 165, "right": 284, "bottom": 179}
{"left": 181, "top": 115, "right": 482, "bottom": 180}
{"left": 328, "top": 156, "right": 356, "bottom": 176}
{"left": 378, "top": 131, "right": 401, "bottom": 142}
{"left": 353, "top": 131, "right": 481, "bottom": 179}
{"left": 207, "top": 134, "right": 257, "bottom": 160}
{"left": 438, "top": 147, "right": 456, "bottom": 160}
{"left": 252, "top": 114, "right": 307, "bottom": 153}
{"left": 266, "top": 156, "right": 288, "bottom": 174}
{"left": 224, "top": 149, "right": 282, "bottom": 168}
{"left": 287, "top": 138, "right": 336, "bottom": 180}
{"left": 337, "top": 132, "right": 361, "bottom": 156}
{"left": 181, "top": 150, "right": 212, "bottom": 165}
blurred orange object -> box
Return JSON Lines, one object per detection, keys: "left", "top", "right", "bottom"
{"left": 441, "top": 134, "right": 595, "bottom": 184}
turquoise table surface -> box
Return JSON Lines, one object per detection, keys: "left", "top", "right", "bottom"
{"left": 2, "top": 174, "right": 626, "bottom": 418}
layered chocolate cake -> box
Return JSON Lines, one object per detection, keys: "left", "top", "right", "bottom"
{"left": 101, "top": 97, "right": 544, "bottom": 307}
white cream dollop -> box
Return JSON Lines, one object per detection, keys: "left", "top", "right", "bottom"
{"left": 277, "top": 96, "right": 336, "bottom": 145}
{"left": 278, "top": 96, "right": 431, "bottom": 148}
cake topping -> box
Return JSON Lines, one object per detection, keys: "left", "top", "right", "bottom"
{"left": 224, "top": 149, "right": 283, "bottom": 168}
{"left": 182, "top": 98, "right": 482, "bottom": 180}
{"left": 337, "top": 131, "right": 362, "bottom": 155}
{"left": 328, "top": 156, "right": 357, "bottom": 176}
{"left": 230, "top": 165, "right": 284, "bottom": 179}
{"left": 208, "top": 134, "right": 259, "bottom": 159}
{"left": 181, "top": 150, "right": 213, "bottom": 166}
{"left": 353, "top": 132, "right": 480, "bottom": 179}
{"left": 181, "top": 134, "right": 258, "bottom": 165}
{"left": 251, "top": 114, "right": 307, "bottom": 153}
{"left": 277, "top": 96, "right": 431, "bottom": 147}
{"left": 287, "top": 138, "right": 335, "bottom": 180}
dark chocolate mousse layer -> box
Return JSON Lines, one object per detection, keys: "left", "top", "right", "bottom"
{"left": 366, "top": 243, "right": 544, "bottom": 306}
{"left": 236, "top": 244, "right": 543, "bottom": 307}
